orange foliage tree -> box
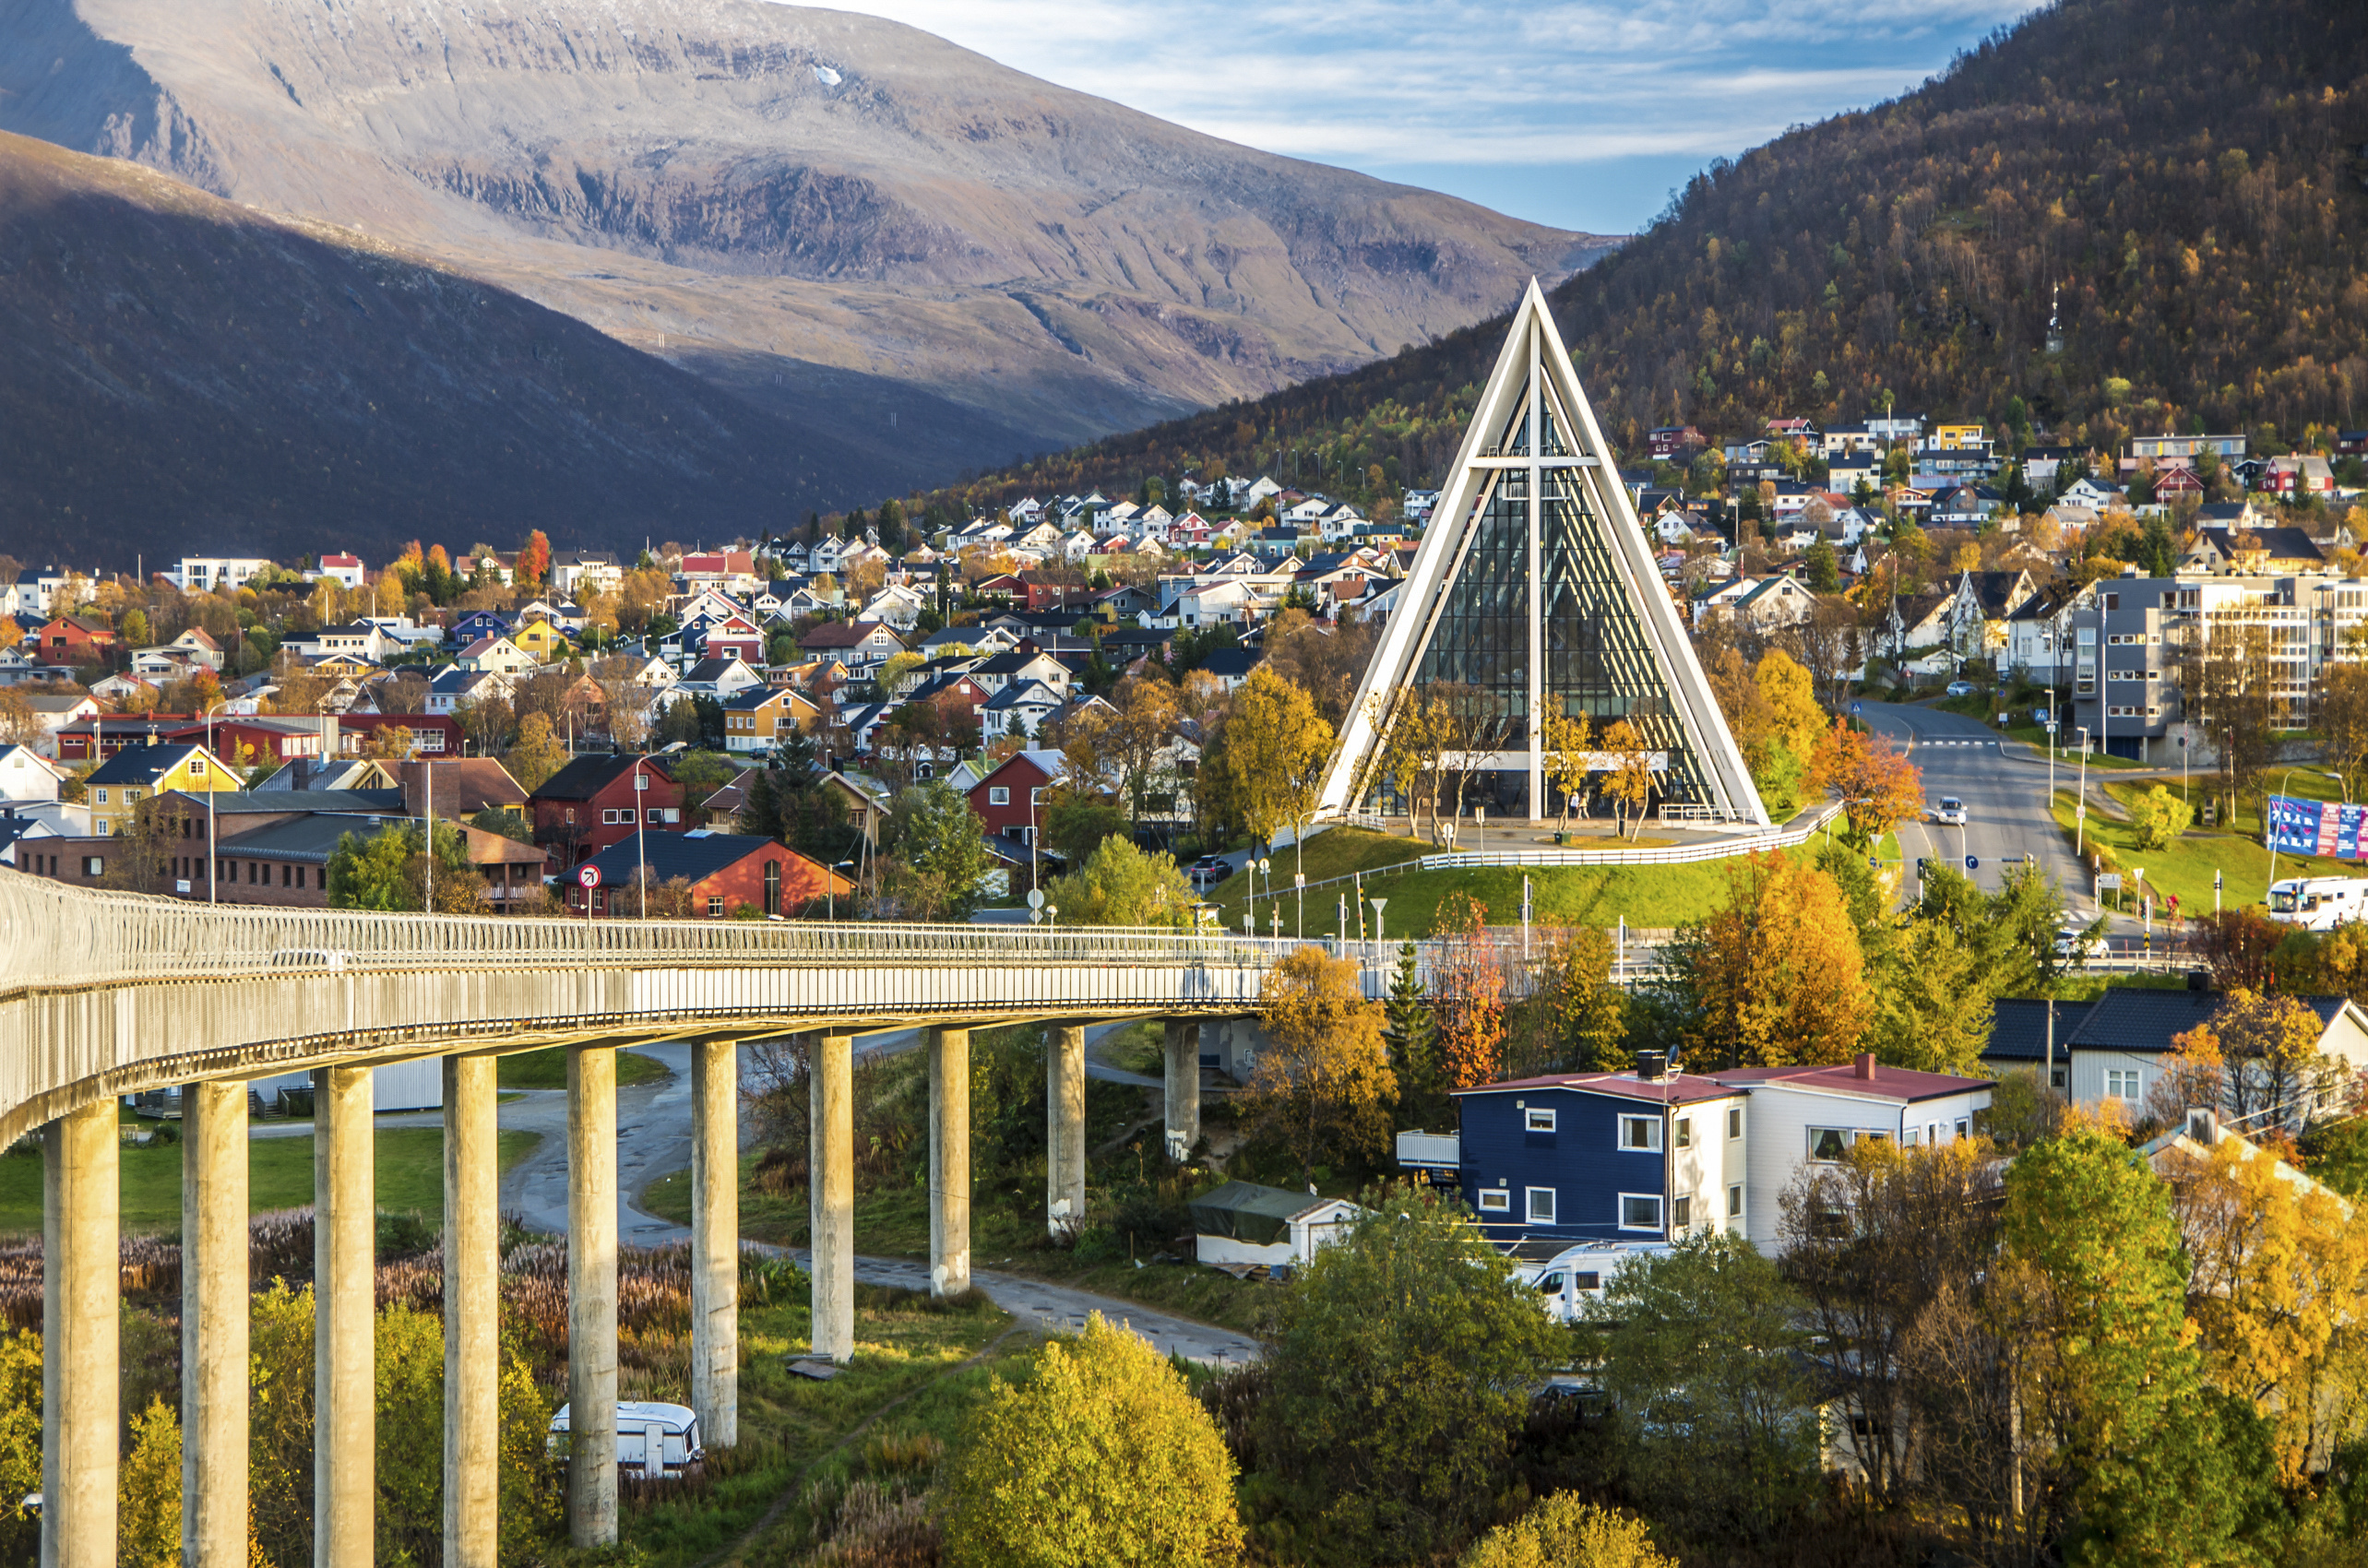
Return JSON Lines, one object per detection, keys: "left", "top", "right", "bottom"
{"left": 518, "top": 529, "right": 552, "bottom": 588}
{"left": 1806, "top": 720, "right": 1922, "bottom": 848}
{"left": 1671, "top": 851, "right": 1870, "bottom": 1069}
{"left": 1432, "top": 891, "right": 1505, "bottom": 1088}
{"left": 1249, "top": 946, "right": 1398, "bottom": 1182}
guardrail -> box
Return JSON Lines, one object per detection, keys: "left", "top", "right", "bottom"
{"left": 0, "top": 874, "right": 1315, "bottom": 991}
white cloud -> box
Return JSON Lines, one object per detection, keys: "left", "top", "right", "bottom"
{"left": 785, "top": 0, "right": 2040, "bottom": 228}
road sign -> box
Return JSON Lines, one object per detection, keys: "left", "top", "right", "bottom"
{"left": 1027, "top": 888, "right": 1045, "bottom": 910}
{"left": 2214, "top": 870, "right": 2224, "bottom": 891}
{"left": 2044, "top": 720, "right": 2058, "bottom": 734}
{"left": 1850, "top": 701, "right": 1864, "bottom": 717}
{"left": 1965, "top": 855, "right": 1980, "bottom": 871}
{"left": 2098, "top": 873, "right": 2124, "bottom": 891}
{"left": 577, "top": 865, "right": 601, "bottom": 889}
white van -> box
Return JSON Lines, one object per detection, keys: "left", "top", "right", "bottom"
{"left": 2267, "top": 876, "right": 2368, "bottom": 931}
{"left": 1515, "top": 1241, "right": 1673, "bottom": 1324}
{"left": 548, "top": 1401, "right": 705, "bottom": 1478}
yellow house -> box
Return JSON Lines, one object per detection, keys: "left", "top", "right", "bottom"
{"left": 1928, "top": 422, "right": 1989, "bottom": 451}
{"left": 511, "top": 618, "right": 574, "bottom": 661}
{"left": 721, "top": 686, "right": 820, "bottom": 754}
{"left": 84, "top": 743, "right": 243, "bottom": 836}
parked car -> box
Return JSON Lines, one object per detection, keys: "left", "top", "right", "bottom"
{"left": 1931, "top": 798, "right": 1968, "bottom": 826}
{"left": 1946, "top": 679, "right": 1977, "bottom": 697}
{"left": 2054, "top": 926, "right": 2108, "bottom": 961}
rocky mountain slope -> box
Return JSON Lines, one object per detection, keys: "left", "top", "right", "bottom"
{"left": 921, "top": 0, "right": 2368, "bottom": 514}
{"left": 2, "top": 0, "right": 1615, "bottom": 487}
{"left": 0, "top": 130, "right": 876, "bottom": 564}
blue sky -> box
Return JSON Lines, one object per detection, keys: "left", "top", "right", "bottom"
{"left": 814, "top": 0, "right": 2041, "bottom": 234}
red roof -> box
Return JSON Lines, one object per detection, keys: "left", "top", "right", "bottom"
{"left": 1708, "top": 1061, "right": 1992, "bottom": 1102}
{"left": 1453, "top": 1071, "right": 1740, "bottom": 1105}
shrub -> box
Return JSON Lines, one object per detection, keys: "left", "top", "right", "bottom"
{"left": 1458, "top": 1495, "right": 1673, "bottom": 1568}
{"left": 941, "top": 1314, "right": 1241, "bottom": 1567}
{"left": 2129, "top": 785, "right": 2194, "bottom": 850}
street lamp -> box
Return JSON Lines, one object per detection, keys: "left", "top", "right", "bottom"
{"left": 633, "top": 756, "right": 650, "bottom": 920}
{"left": 2267, "top": 769, "right": 2346, "bottom": 899}
{"left": 201, "top": 698, "right": 234, "bottom": 905}
{"left": 2074, "top": 726, "right": 2089, "bottom": 857}
{"left": 829, "top": 860, "right": 855, "bottom": 921}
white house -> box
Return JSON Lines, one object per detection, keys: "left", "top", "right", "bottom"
{"left": 167, "top": 556, "right": 275, "bottom": 592}
{"left": 1186, "top": 1182, "right": 1364, "bottom": 1270}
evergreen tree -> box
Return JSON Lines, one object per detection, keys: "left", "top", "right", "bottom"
{"left": 738, "top": 767, "right": 782, "bottom": 842}
{"left": 1386, "top": 939, "right": 1446, "bottom": 1127}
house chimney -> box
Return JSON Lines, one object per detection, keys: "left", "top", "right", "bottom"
{"left": 1854, "top": 1053, "right": 1877, "bottom": 1081}
{"left": 1634, "top": 1050, "right": 1667, "bottom": 1082}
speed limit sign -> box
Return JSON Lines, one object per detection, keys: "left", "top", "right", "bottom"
{"left": 577, "top": 864, "right": 602, "bottom": 890}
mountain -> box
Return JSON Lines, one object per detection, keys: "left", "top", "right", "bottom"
{"left": 0, "top": 129, "right": 881, "bottom": 565}
{"left": 1, "top": 0, "right": 1616, "bottom": 493}
{"left": 919, "top": 0, "right": 2368, "bottom": 515}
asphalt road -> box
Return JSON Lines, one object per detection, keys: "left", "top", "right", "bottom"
{"left": 1857, "top": 701, "right": 2094, "bottom": 914}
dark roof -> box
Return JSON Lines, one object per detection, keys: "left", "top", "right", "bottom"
{"left": 218, "top": 813, "right": 396, "bottom": 863}
{"left": 680, "top": 658, "right": 747, "bottom": 684}
{"left": 578, "top": 830, "right": 816, "bottom": 888}
{"left": 87, "top": 743, "right": 208, "bottom": 787}
{"left": 1965, "top": 572, "right": 2029, "bottom": 616}
{"left": 1198, "top": 647, "right": 1260, "bottom": 678}
{"left": 190, "top": 788, "right": 406, "bottom": 817}
{"left": 2065, "top": 987, "right": 2352, "bottom": 1055}
{"left": 2206, "top": 525, "right": 2326, "bottom": 561}
{"left": 393, "top": 759, "right": 528, "bottom": 816}
{"left": 1982, "top": 998, "right": 2096, "bottom": 1063}
{"left": 531, "top": 754, "right": 667, "bottom": 802}
{"left": 801, "top": 620, "right": 898, "bottom": 648}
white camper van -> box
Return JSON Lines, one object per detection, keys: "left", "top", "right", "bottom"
{"left": 2267, "top": 876, "right": 2368, "bottom": 931}
{"left": 1515, "top": 1241, "right": 1673, "bottom": 1324}
{"left": 549, "top": 1401, "right": 705, "bottom": 1478}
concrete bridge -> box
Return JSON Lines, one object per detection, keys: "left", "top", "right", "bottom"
{"left": 0, "top": 875, "right": 1310, "bottom": 1567}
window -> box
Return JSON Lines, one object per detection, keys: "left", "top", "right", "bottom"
{"left": 1672, "top": 1195, "right": 1692, "bottom": 1231}
{"left": 1904, "top": 1128, "right": 1920, "bottom": 1147}
{"left": 1675, "top": 1117, "right": 1691, "bottom": 1148}
{"left": 1728, "top": 1107, "right": 1743, "bottom": 1141}
{"left": 1573, "top": 1271, "right": 1601, "bottom": 1292}
{"left": 93, "top": 788, "right": 109, "bottom": 804}
{"left": 706, "top": 897, "right": 724, "bottom": 918}
{"left": 96, "top": 820, "right": 111, "bottom": 837}
{"left": 1728, "top": 1183, "right": 1744, "bottom": 1218}
{"left": 2106, "top": 1068, "right": 2141, "bottom": 1102}
{"left": 1956, "top": 1119, "right": 1969, "bottom": 1140}
{"left": 989, "top": 786, "right": 1010, "bottom": 805}
{"left": 2051, "top": 1068, "right": 2068, "bottom": 1090}
{"left": 1619, "top": 1115, "right": 1662, "bottom": 1152}
{"left": 1525, "top": 1187, "right": 1556, "bottom": 1224}
{"left": 1619, "top": 1194, "right": 1663, "bottom": 1231}
{"left": 620, "top": 808, "right": 637, "bottom": 825}
{"left": 1477, "top": 1188, "right": 1511, "bottom": 1214}
{"left": 83, "top": 857, "right": 104, "bottom": 877}
{"left": 1808, "top": 1127, "right": 1851, "bottom": 1162}
{"left": 281, "top": 864, "right": 292, "bottom": 887}
{"left": 1029, "top": 786, "right": 1044, "bottom": 806}
{"left": 1524, "top": 1107, "right": 1555, "bottom": 1134}
{"left": 763, "top": 861, "right": 781, "bottom": 917}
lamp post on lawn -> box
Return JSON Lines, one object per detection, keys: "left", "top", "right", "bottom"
{"left": 2075, "top": 726, "right": 2089, "bottom": 858}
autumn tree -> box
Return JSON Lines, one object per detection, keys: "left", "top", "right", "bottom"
{"left": 1534, "top": 926, "right": 1629, "bottom": 1074}
{"left": 2127, "top": 785, "right": 2193, "bottom": 851}
{"left": 1658, "top": 851, "right": 1870, "bottom": 1068}
{"left": 1600, "top": 719, "right": 1657, "bottom": 838}
{"left": 1041, "top": 837, "right": 1195, "bottom": 929}
{"left": 2209, "top": 989, "right": 2342, "bottom": 1129}
{"left": 1430, "top": 891, "right": 1505, "bottom": 1088}
{"left": 1250, "top": 945, "right": 1398, "bottom": 1181}
{"left": 517, "top": 529, "right": 552, "bottom": 588}
{"left": 502, "top": 712, "right": 570, "bottom": 793}
{"left": 1458, "top": 1497, "right": 1673, "bottom": 1568}
{"left": 1207, "top": 667, "right": 1333, "bottom": 879}
{"left": 1538, "top": 708, "right": 1593, "bottom": 827}
{"left": 942, "top": 1314, "right": 1241, "bottom": 1568}
{"left": 1806, "top": 719, "right": 1922, "bottom": 848}
{"left": 2163, "top": 1134, "right": 2368, "bottom": 1486}
{"left": 0, "top": 689, "right": 40, "bottom": 748}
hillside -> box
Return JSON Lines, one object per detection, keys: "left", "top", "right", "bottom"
{"left": 1, "top": 0, "right": 1615, "bottom": 489}
{"left": 917, "top": 0, "right": 2368, "bottom": 514}
{"left": 0, "top": 131, "right": 875, "bottom": 564}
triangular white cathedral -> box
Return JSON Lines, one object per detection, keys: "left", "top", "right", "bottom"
{"left": 1319, "top": 280, "right": 1768, "bottom": 826}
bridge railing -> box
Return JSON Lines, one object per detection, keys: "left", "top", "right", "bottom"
{"left": 0, "top": 874, "right": 1315, "bottom": 990}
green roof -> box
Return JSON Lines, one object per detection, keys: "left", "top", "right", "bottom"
{"left": 1187, "top": 1181, "right": 1328, "bottom": 1247}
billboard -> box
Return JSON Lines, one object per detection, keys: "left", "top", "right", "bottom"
{"left": 2267, "top": 794, "right": 2368, "bottom": 861}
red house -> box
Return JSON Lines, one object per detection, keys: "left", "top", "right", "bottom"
{"left": 691, "top": 614, "right": 766, "bottom": 663}
{"left": 37, "top": 616, "right": 119, "bottom": 664}
{"left": 565, "top": 832, "right": 851, "bottom": 919}
{"left": 530, "top": 754, "right": 687, "bottom": 868}
{"left": 1016, "top": 573, "right": 1089, "bottom": 612}
{"left": 965, "top": 749, "right": 1069, "bottom": 848}
{"left": 160, "top": 716, "right": 330, "bottom": 766}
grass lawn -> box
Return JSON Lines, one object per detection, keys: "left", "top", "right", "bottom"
{"left": 2044, "top": 785, "right": 2320, "bottom": 916}
{"left": 498, "top": 1045, "right": 672, "bottom": 1090}
{"left": 1196, "top": 824, "right": 1424, "bottom": 915}
{"left": 0, "top": 1127, "right": 541, "bottom": 1237}
{"left": 615, "top": 1278, "right": 1030, "bottom": 1566}
{"left": 643, "top": 1154, "right": 1279, "bottom": 1339}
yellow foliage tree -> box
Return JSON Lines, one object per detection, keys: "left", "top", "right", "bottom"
{"left": 2168, "top": 1135, "right": 2368, "bottom": 1485}
{"left": 0, "top": 1330, "right": 42, "bottom": 1562}
{"left": 1679, "top": 851, "right": 1871, "bottom": 1067}
{"left": 117, "top": 1396, "right": 181, "bottom": 1568}
{"left": 1458, "top": 1494, "right": 1674, "bottom": 1568}
{"left": 1538, "top": 708, "right": 1593, "bottom": 829}
{"left": 941, "top": 1313, "right": 1242, "bottom": 1568}
{"left": 1250, "top": 945, "right": 1398, "bottom": 1181}
{"left": 1755, "top": 648, "right": 1826, "bottom": 763}
{"left": 1600, "top": 719, "right": 1657, "bottom": 838}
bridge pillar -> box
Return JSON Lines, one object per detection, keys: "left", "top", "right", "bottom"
{"left": 1047, "top": 1023, "right": 1087, "bottom": 1236}
{"left": 183, "top": 1080, "right": 248, "bottom": 1567}
{"left": 1163, "top": 1019, "right": 1201, "bottom": 1161}
{"left": 567, "top": 1045, "right": 620, "bottom": 1547}
{"left": 811, "top": 1033, "right": 854, "bottom": 1361}
{"left": 41, "top": 1100, "right": 116, "bottom": 1568}
{"left": 928, "top": 1027, "right": 970, "bottom": 1297}
{"left": 690, "top": 1039, "right": 738, "bottom": 1448}
{"left": 444, "top": 1055, "right": 500, "bottom": 1567}
{"left": 315, "top": 1064, "right": 375, "bottom": 1566}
